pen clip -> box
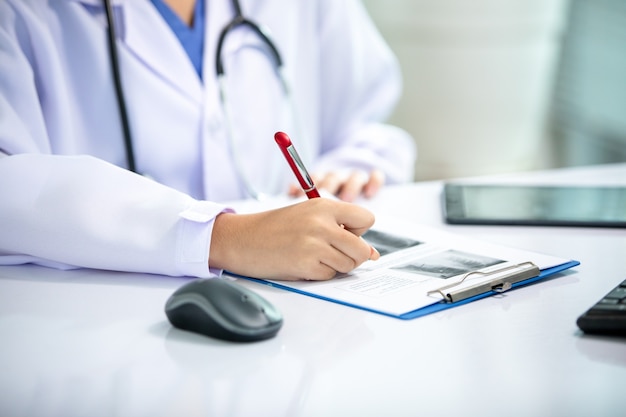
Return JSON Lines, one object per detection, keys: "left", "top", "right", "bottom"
{"left": 286, "top": 145, "right": 315, "bottom": 191}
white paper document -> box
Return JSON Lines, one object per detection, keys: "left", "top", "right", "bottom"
{"left": 226, "top": 198, "right": 578, "bottom": 318}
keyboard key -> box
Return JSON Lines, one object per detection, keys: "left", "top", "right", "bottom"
{"left": 577, "top": 279, "right": 626, "bottom": 335}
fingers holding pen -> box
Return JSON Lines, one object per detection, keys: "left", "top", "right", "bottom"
{"left": 209, "top": 198, "right": 379, "bottom": 281}
{"left": 287, "top": 199, "right": 377, "bottom": 279}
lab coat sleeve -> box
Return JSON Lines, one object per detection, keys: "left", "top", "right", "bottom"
{"left": 313, "top": 0, "right": 416, "bottom": 183}
{"left": 0, "top": 154, "right": 230, "bottom": 278}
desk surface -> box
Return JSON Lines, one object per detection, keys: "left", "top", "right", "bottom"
{"left": 1, "top": 164, "right": 625, "bottom": 417}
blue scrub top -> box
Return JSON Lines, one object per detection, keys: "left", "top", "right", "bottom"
{"left": 150, "top": 0, "right": 206, "bottom": 79}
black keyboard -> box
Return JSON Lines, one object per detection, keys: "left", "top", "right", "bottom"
{"left": 577, "top": 278, "right": 626, "bottom": 336}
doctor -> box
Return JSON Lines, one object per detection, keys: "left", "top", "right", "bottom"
{"left": 0, "top": 0, "right": 416, "bottom": 280}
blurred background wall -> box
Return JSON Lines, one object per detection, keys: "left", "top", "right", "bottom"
{"left": 362, "top": 0, "right": 626, "bottom": 181}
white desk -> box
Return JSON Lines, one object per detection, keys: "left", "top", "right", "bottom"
{"left": 1, "top": 164, "right": 624, "bottom": 417}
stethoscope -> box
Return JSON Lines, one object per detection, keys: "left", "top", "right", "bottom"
{"left": 103, "top": 0, "right": 296, "bottom": 199}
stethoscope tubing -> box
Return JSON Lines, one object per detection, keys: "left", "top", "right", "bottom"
{"left": 104, "top": 0, "right": 291, "bottom": 199}
{"left": 104, "top": 0, "right": 137, "bottom": 173}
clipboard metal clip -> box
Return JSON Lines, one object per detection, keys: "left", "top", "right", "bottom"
{"left": 427, "top": 261, "right": 540, "bottom": 303}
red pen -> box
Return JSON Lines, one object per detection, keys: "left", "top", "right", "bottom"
{"left": 274, "top": 131, "right": 321, "bottom": 199}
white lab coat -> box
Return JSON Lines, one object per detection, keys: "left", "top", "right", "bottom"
{"left": 0, "top": 0, "right": 416, "bottom": 277}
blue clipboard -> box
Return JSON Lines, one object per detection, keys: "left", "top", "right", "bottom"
{"left": 237, "top": 260, "right": 580, "bottom": 320}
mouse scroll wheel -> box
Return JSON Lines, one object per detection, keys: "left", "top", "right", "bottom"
{"left": 241, "top": 294, "right": 266, "bottom": 313}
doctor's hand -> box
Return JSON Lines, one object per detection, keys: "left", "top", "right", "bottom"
{"left": 209, "top": 198, "right": 380, "bottom": 281}
{"left": 288, "top": 169, "right": 385, "bottom": 202}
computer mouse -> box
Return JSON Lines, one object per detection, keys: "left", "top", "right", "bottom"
{"left": 164, "top": 278, "right": 283, "bottom": 342}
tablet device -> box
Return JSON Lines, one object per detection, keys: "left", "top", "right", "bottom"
{"left": 442, "top": 183, "right": 626, "bottom": 227}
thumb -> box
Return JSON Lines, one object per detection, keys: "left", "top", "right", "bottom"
{"left": 333, "top": 201, "right": 375, "bottom": 237}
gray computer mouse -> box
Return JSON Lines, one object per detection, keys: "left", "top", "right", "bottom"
{"left": 165, "top": 278, "right": 283, "bottom": 342}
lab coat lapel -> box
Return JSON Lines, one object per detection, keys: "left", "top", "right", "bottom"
{"left": 118, "top": 0, "right": 203, "bottom": 104}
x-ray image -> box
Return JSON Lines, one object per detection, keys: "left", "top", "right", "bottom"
{"left": 391, "top": 249, "right": 505, "bottom": 279}
{"left": 362, "top": 229, "right": 423, "bottom": 256}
